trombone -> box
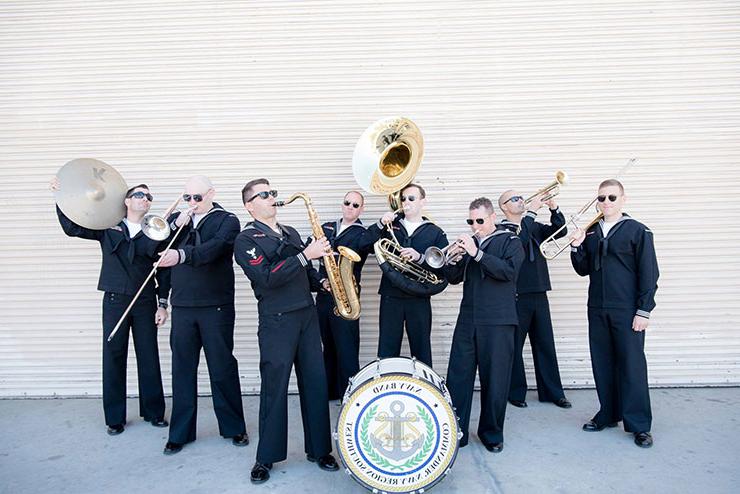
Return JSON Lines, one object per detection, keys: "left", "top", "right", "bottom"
{"left": 539, "top": 198, "right": 602, "bottom": 260}
{"left": 107, "top": 196, "right": 190, "bottom": 342}
{"left": 524, "top": 170, "right": 568, "bottom": 205}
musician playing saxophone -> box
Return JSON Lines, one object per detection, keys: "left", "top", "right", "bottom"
{"left": 362, "top": 183, "right": 448, "bottom": 367}
{"left": 234, "top": 178, "right": 339, "bottom": 484}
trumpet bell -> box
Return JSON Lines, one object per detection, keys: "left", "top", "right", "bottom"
{"left": 424, "top": 245, "right": 447, "bottom": 269}
{"left": 141, "top": 214, "right": 171, "bottom": 241}
{"left": 352, "top": 117, "right": 424, "bottom": 196}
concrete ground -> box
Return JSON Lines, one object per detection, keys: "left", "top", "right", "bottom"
{"left": 1, "top": 388, "right": 738, "bottom": 494}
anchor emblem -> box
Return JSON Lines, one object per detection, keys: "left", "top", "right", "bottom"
{"left": 369, "top": 400, "right": 424, "bottom": 461}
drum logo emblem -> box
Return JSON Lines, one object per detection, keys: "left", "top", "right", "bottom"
{"left": 361, "top": 400, "right": 433, "bottom": 468}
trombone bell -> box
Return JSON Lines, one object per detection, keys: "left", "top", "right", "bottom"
{"left": 142, "top": 214, "right": 171, "bottom": 241}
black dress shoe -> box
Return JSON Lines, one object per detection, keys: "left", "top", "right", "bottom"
{"left": 307, "top": 454, "right": 340, "bottom": 471}
{"left": 508, "top": 399, "right": 528, "bottom": 408}
{"left": 250, "top": 462, "right": 272, "bottom": 484}
{"left": 484, "top": 442, "right": 504, "bottom": 453}
{"left": 634, "top": 432, "right": 653, "bottom": 448}
{"left": 582, "top": 420, "right": 618, "bottom": 432}
{"left": 163, "top": 441, "right": 183, "bottom": 455}
{"left": 554, "top": 398, "right": 572, "bottom": 409}
{"left": 106, "top": 424, "right": 124, "bottom": 435}
{"left": 232, "top": 432, "right": 250, "bottom": 447}
{"left": 149, "top": 418, "right": 169, "bottom": 428}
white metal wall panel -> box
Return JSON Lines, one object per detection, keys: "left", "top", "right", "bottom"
{"left": 1, "top": 0, "right": 739, "bottom": 396}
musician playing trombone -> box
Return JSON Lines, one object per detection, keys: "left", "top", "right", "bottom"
{"left": 498, "top": 190, "right": 571, "bottom": 410}
{"left": 50, "top": 179, "right": 170, "bottom": 435}
{"left": 569, "top": 179, "right": 659, "bottom": 448}
{"left": 362, "top": 183, "right": 448, "bottom": 367}
{"left": 444, "top": 197, "right": 524, "bottom": 454}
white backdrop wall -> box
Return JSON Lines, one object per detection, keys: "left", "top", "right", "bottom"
{"left": 1, "top": 0, "right": 739, "bottom": 396}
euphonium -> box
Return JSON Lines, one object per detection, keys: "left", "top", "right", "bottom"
{"left": 277, "top": 192, "right": 361, "bottom": 320}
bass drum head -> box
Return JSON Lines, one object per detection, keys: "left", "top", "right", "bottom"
{"left": 336, "top": 358, "right": 460, "bottom": 493}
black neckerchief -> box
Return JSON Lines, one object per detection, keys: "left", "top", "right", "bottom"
{"left": 594, "top": 214, "right": 633, "bottom": 271}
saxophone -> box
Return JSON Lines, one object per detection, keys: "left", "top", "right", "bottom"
{"left": 276, "top": 192, "right": 362, "bottom": 320}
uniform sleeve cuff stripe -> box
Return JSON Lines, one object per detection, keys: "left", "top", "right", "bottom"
{"left": 474, "top": 250, "right": 483, "bottom": 262}
{"left": 636, "top": 310, "right": 651, "bottom": 319}
{"left": 297, "top": 253, "right": 308, "bottom": 267}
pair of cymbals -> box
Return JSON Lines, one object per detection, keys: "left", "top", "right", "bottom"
{"left": 54, "top": 158, "right": 128, "bottom": 229}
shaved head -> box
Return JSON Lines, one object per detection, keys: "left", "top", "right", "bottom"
{"left": 186, "top": 175, "right": 213, "bottom": 193}
{"left": 498, "top": 189, "right": 516, "bottom": 210}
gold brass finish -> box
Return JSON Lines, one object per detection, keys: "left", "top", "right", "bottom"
{"left": 524, "top": 170, "right": 568, "bottom": 205}
{"left": 277, "top": 192, "right": 361, "bottom": 320}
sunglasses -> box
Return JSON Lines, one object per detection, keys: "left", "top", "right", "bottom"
{"left": 343, "top": 200, "right": 361, "bottom": 209}
{"left": 597, "top": 194, "right": 619, "bottom": 203}
{"left": 247, "top": 189, "right": 278, "bottom": 203}
{"left": 128, "top": 191, "right": 153, "bottom": 201}
{"left": 503, "top": 195, "right": 523, "bottom": 205}
{"left": 466, "top": 218, "right": 486, "bottom": 225}
{"left": 401, "top": 195, "right": 417, "bottom": 202}
{"left": 182, "top": 193, "right": 205, "bottom": 202}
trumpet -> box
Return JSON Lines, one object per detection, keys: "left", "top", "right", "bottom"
{"left": 425, "top": 229, "right": 481, "bottom": 268}
{"left": 524, "top": 170, "right": 568, "bottom": 205}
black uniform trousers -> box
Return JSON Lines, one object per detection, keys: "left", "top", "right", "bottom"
{"left": 509, "top": 292, "right": 566, "bottom": 403}
{"left": 256, "top": 305, "right": 332, "bottom": 464}
{"left": 446, "top": 310, "right": 516, "bottom": 446}
{"left": 378, "top": 295, "right": 433, "bottom": 367}
{"left": 168, "top": 304, "right": 246, "bottom": 444}
{"left": 316, "top": 295, "right": 360, "bottom": 401}
{"left": 588, "top": 308, "right": 652, "bottom": 432}
{"left": 102, "top": 292, "right": 165, "bottom": 426}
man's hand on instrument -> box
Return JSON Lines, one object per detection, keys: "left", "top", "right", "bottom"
{"left": 399, "top": 247, "right": 421, "bottom": 262}
{"left": 632, "top": 315, "right": 649, "bottom": 332}
{"left": 155, "top": 307, "right": 168, "bottom": 326}
{"left": 446, "top": 244, "right": 465, "bottom": 265}
{"left": 49, "top": 176, "right": 60, "bottom": 192}
{"left": 380, "top": 212, "right": 396, "bottom": 225}
{"left": 321, "top": 279, "right": 331, "bottom": 292}
{"left": 175, "top": 207, "right": 196, "bottom": 228}
{"left": 545, "top": 197, "right": 558, "bottom": 210}
{"left": 157, "top": 249, "right": 180, "bottom": 267}
{"left": 457, "top": 235, "right": 478, "bottom": 256}
{"left": 570, "top": 227, "right": 586, "bottom": 247}
{"left": 303, "top": 236, "right": 330, "bottom": 260}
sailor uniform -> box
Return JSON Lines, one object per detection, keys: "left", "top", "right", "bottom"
{"left": 314, "top": 219, "right": 371, "bottom": 400}
{"left": 501, "top": 208, "right": 568, "bottom": 403}
{"left": 166, "top": 204, "right": 246, "bottom": 444}
{"left": 56, "top": 206, "right": 169, "bottom": 427}
{"left": 444, "top": 226, "right": 524, "bottom": 446}
{"left": 571, "top": 214, "right": 659, "bottom": 432}
{"left": 234, "top": 220, "right": 333, "bottom": 464}
{"left": 363, "top": 216, "right": 448, "bottom": 366}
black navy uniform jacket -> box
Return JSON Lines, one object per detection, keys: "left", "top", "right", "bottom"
{"left": 444, "top": 226, "right": 525, "bottom": 325}
{"left": 571, "top": 214, "right": 659, "bottom": 318}
{"left": 314, "top": 219, "right": 371, "bottom": 296}
{"left": 234, "top": 220, "right": 322, "bottom": 315}
{"left": 363, "top": 216, "right": 448, "bottom": 298}
{"left": 56, "top": 206, "right": 170, "bottom": 301}
{"left": 167, "top": 203, "right": 239, "bottom": 307}
{"left": 500, "top": 207, "right": 566, "bottom": 294}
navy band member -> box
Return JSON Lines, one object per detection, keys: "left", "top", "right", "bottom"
{"left": 234, "top": 178, "right": 339, "bottom": 484}
{"left": 51, "top": 178, "right": 170, "bottom": 435}
{"left": 444, "top": 197, "right": 524, "bottom": 453}
{"left": 498, "top": 190, "right": 571, "bottom": 409}
{"left": 157, "top": 176, "right": 248, "bottom": 455}
{"left": 570, "top": 179, "right": 659, "bottom": 448}
{"left": 315, "top": 191, "right": 371, "bottom": 400}
{"left": 362, "top": 183, "right": 448, "bottom": 367}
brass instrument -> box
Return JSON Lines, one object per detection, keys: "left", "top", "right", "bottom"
{"left": 277, "top": 192, "right": 361, "bottom": 320}
{"left": 141, "top": 196, "right": 183, "bottom": 241}
{"left": 352, "top": 117, "right": 445, "bottom": 291}
{"left": 539, "top": 159, "right": 637, "bottom": 260}
{"left": 524, "top": 170, "right": 568, "bottom": 205}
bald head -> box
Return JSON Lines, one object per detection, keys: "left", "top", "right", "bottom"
{"left": 498, "top": 190, "right": 516, "bottom": 210}
{"left": 498, "top": 189, "right": 525, "bottom": 220}
{"left": 184, "top": 175, "right": 215, "bottom": 213}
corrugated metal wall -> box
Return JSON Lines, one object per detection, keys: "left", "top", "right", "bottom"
{"left": 1, "top": 0, "right": 739, "bottom": 396}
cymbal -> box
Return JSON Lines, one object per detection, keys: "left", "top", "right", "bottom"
{"left": 55, "top": 158, "right": 128, "bottom": 229}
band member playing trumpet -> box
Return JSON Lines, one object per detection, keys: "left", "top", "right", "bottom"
{"left": 234, "top": 179, "right": 339, "bottom": 484}
{"left": 362, "top": 183, "right": 448, "bottom": 367}
{"left": 157, "top": 176, "right": 249, "bottom": 455}
{"left": 570, "top": 179, "right": 659, "bottom": 448}
{"left": 316, "top": 191, "right": 371, "bottom": 400}
{"left": 498, "top": 190, "right": 571, "bottom": 409}
{"left": 444, "top": 197, "right": 524, "bottom": 453}
{"left": 50, "top": 178, "right": 169, "bottom": 435}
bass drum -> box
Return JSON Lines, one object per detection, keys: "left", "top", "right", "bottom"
{"left": 335, "top": 357, "right": 461, "bottom": 493}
